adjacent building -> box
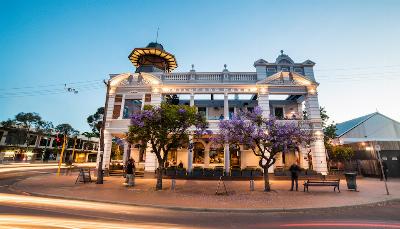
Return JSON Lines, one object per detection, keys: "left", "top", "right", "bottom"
{"left": 0, "top": 126, "right": 99, "bottom": 163}
{"left": 99, "top": 43, "right": 328, "bottom": 175}
{"left": 334, "top": 112, "right": 400, "bottom": 177}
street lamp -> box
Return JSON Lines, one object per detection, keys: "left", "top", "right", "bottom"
{"left": 97, "top": 80, "right": 110, "bottom": 184}
{"left": 366, "top": 143, "right": 389, "bottom": 195}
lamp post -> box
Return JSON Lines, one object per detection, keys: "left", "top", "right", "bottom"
{"left": 374, "top": 142, "right": 389, "bottom": 195}
{"left": 97, "top": 80, "right": 110, "bottom": 184}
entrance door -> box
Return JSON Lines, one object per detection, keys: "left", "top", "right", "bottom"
{"left": 381, "top": 151, "right": 400, "bottom": 177}
{"left": 229, "top": 145, "right": 241, "bottom": 167}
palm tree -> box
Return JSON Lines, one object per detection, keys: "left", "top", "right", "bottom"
{"left": 55, "top": 124, "right": 79, "bottom": 175}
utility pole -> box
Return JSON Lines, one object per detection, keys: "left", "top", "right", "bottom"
{"left": 97, "top": 80, "right": 110, "bottom": 184}
{"left": 374, "top": 142, "right": 389, "bottom": 195}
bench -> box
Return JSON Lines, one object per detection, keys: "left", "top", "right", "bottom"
{"left": 303, "top": 179, "right": 340, "bottom": 192}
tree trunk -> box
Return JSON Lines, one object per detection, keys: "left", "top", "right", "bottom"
{"left": 263, "top": 167, "right": 271, "bottom": 192}
{"left": 156, "top": 163, "right": 163, "bottom": 190}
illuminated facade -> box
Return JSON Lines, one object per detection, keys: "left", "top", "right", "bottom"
{"left": 99, "top": 43, "right": 328, "bottom": 175}
{"left": 0, "top": 127, "right": 99, "bottom": 163}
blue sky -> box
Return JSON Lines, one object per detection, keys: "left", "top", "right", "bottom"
{"left": 1, "top": 0, "right": 399, "bottom": 132}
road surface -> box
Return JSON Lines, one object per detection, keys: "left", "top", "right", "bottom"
{"left": 0, "top": 166, "right": 399, "bottom": 228}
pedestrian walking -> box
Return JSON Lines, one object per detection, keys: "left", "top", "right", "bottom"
{"left": 289, "top": 162, "right": 301, "bottom": 191}
{"left": 381, "top": 161, "right": 389, "bottom": 181}
{"left": 126, "top": 158, "right": 134, "bottom": 187}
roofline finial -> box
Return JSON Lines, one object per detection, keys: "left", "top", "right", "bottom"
{"left": 155, "top": 27, "right": 159, "bottom": 43}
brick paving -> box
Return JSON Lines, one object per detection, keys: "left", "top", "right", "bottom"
{"left": 12, "top": 172, "right": 400, "bottom": 210}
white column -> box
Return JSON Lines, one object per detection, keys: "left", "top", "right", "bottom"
{"left": 141, "top": 94, "right": 146, "bottom": 110}
{"left": 48, "top": 138, "right": 54, "bottom": 148}
{"left": 305, "top": 89, "right": 321, "bottom": 120}
{"left": 150, "top": 92, "right": 162, "bottom": 106}
{"left": 118, "top": 94, "right": 126, "bottom": 119}
{"left": 204, "top": 144, "right": 210, "bottom": 168}
{"left": 224, "top": 143, "right": 230, "bottom": 175}
{"left": 97, "top": 130, "right": 112, "bottom": 170}
{"left": 106, "top": 93, "right": 115, "bottom": 120}
{"left": 187, "top": 135, "right": 193, "bottom": 172}
{"left": 297, "top": 102, "right": 303, "bottom": 118}
{"left": 122, "top": 141, "right": 129, "bottom": 165}
{"left": 224, "top": 93, "right": 229, "bottom": 120}
{"left": 190, "top": 93, "right": 195, "bottom": 107}
{"left": 144, "top": 142, "right": 157, "bottom": 172}
{"left": 258, "top": 89, "right": 270, "bottom": 118}
{"left": 305, "top": 87, "right": 328, "bottom": 173}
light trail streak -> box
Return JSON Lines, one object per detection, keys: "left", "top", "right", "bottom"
{"left": 0, "top": 215, "right": 180, "bottom": 229}
{"left": 281, "top": 221, "right": 400, "bottom": 228}
{"left": 0, "top": 193, "right": 174, "bottom": 218}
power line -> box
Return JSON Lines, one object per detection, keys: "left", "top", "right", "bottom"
{"left": 315, "top": 64, "right": 400, "bottom": 72}
{"left": 0, "top": 85, "right": 105, "bottom": 99}
{"left": 0, "top": 83, "right": 104, "bottom": 97}
{"left": 0, "top": 79, "right": 104, "bottom": 91}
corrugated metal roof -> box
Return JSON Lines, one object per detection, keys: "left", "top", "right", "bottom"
{"left": 335, "top": 112, "right": 377, "bottom": 137}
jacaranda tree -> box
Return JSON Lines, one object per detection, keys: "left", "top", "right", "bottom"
{"left": 216, "top": 107, "right": 313, "bottom": 191}
{"left": 127, "top": 102, "right": 209, "bottom": 190}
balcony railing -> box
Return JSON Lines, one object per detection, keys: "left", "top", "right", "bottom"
{"left": 161, "top": 72, "right": 257, "bottom": 83}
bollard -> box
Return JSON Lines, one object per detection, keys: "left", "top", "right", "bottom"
{"left": 250, "top": 179, "right": 254, "bottom": 191}
{"left": 171, "top": 178, "right": 176, "bottom": 191}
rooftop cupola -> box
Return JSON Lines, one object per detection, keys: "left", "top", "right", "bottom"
{"left": 128, "top": 42, "right": 178, "bottom": 73}
{"left": 275, "top": 50, "right": 294, "bottom": 65}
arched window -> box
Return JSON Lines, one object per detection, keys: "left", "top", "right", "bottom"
{"left": 209, "top": 144, "right": 224, "bottom": 164}
{"left": 193, "top": 142, "right": 205, "bottom": 164}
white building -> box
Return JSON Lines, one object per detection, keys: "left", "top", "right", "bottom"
{"left": 98, "top": 43, "right": 327, "bottom": 175}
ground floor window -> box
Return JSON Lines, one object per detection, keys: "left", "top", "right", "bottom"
{"left": 209, "top": 144, "right": 224, "bottom": 164}
{"left": 166, "top": 149, "right": 177, "bottom": 166}
{"left": 138, "top": 144, "right": 146, "bottom": 162}
{"left": 193, "top": 142, "right": 205, "bottom": 164}
{"left": 230, "top": 145, "right": 241, "bottom": 167}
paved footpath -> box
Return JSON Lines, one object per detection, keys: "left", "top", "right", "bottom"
{"left": 11, "top": 172, "right": 400, "bottom": 211}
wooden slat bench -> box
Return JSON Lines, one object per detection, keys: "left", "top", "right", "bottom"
{"left": 303, "top": 179, "right": 340, "bottom": 192}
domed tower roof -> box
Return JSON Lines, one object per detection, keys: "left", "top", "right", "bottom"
{"left": 128, "top": 42, "right": 178, "bottom": 73}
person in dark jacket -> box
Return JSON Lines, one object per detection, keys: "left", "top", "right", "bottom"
{"left": 178, "top": 160, "right": 184, "bottom": 169}
{"left": 381, "top": 161, "right": 389, "bottom": 181}
{"left": 289, "top": 162, "right": 301, "bottom": 191}
{"left": 126, "top": 158, "right": 135, "bottom": 187}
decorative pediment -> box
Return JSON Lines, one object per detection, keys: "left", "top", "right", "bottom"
{"left": 110, "top": 72, "right": 162, "bottom": 87}
{"left": 118, "top": 74, "right": 152, "bottom": 86}
{"left": 253, "top": 59, "right": 269, "bottom": 66}
{"left": 302, "top": 59, "right": 316, "bottom": 66}
{"left": 257, "top": 71, "right": 317, "bottom": 86}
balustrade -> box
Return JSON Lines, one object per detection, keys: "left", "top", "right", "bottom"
{"left": 160, "top": 72, "right": 257, "bottom": 83}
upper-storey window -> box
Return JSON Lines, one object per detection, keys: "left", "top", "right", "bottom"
{"left": 198, "top": 107, "right": 206, "bottom": 118}
{"left": 281, "top": 67, "right": 290, "bottom": 72}
{"left": 112, "top": 94, "right": 123, "bottom": 119}
{"left": 144, "top": 94, "right": 151, "bottom": 102}
{"left": 123, "top": 99, "right": 142, "bottom": 119}
{"left": 294, "top": 68, "right": 303, "bottom": 74}
{"left": 267, "top": 68, "right": 276, "bottom": 72}
{"left": 274, "top": 107, "right": 284, "bottom": 120}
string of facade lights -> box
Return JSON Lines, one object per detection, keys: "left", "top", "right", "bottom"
{"left": 0, "top": 64, "right": 399, "bottom": 98}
